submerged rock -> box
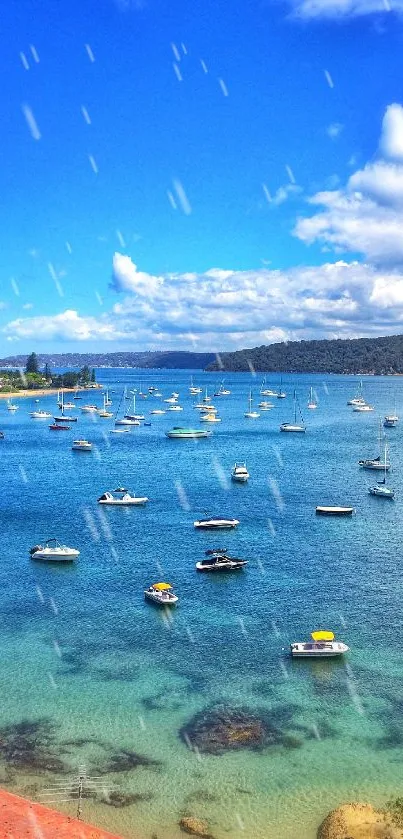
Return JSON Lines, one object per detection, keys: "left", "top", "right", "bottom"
{"left": 179, "top": 815, "right": 213, "bottom": 837}
{"left": 317, "top": 802, "right": 403, "bottom": 839}
{"left": 179, "top": 704, "right": 296, "bottom": 755}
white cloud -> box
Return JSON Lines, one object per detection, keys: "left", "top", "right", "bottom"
{"left": 110, "top": 252, "right": 163, "bottom": 295}
{"left": 379, "top": 103, "right": 403, "bottom": 160}
{"left": 6, "top": 257, "right": 403, "bottom": 348}
{"left": 294, "top": 103, "right": 403, "bottom": 264}
{"left": 286, "top": 0, "right": 401, "bottom": 19}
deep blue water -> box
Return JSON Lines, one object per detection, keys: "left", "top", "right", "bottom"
{"left": 1, "top": 370, "right": 402, "bottom": 839}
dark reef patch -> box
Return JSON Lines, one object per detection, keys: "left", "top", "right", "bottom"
{"left": 179, "top": 703, "right": 304, "bottom": 755}
{"left": 100, "top": 790, "right": 154, "bottom": 807}
{"left": 95, "top": 748, "right": 163, "bottom": 774}
{"left": 0, "top": 719, "right": 67, "bottom": 774}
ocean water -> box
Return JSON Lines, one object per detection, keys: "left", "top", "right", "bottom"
{"left": 1, "top": 370, "right": 403, "bottom": 839}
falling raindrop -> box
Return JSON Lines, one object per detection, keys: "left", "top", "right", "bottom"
{"left": 116, "top": 229, "right": 126, "bottom": 248}
{"left": 262, "top": 183, "right": 272, "bottom": 203}
{"left": 95, "top": 290, "right": 103, "bottom": 305}
{"left": 175, "top": 479, "right": 191, "bottom": 511}
{"left": 81, "top": 105, "right": 91, "bottom": 125}
{"left": 30, "top": 44, "right": 40, "bottom": 63}
{"left": 167, "top": 190, "right": 177, "bottom": 210}
{"left": 21, "top": 103, "right": 41, "bottom": 140}
{"left": 218, "top": 78, "right": 229, "bottom": 97}
{"left": 19, "top": 52, "right": 29, "bottom": 70}
{"left": 285, "top": 164, "right": 296, "bottom": 184}
{"left": 36, "top": 585, "right": 45, "bottom": 604}
{"left": 11, "top": 278, "right": 20, "bottom": 297}
{"left": 268, "top": 477, "right": 285, "bottom": 513}
{"left": 173, "top": 179, "right": 192, "bottom": 215}
{"left": 66, "top": 241, "right": 72, "bottom": 254}
{"left": 200, "top": 59, "right": 208, "bottom": 74}
{"left": 171, "top": 42, "right": 180, "bottom": 61}
{"left": 173, "top": 63, "right": 183, "bottom": 81}
{"left": 88, "top": 154, "right": 99, "bottom": 174}
{"left": 324, "top": 69, "right": 334, "bottom": 89}
{"left": 181, "top": 43, "right": 187, "bottom": 55}
{"left": 53, "top": 640, "right": 62, "bottom": 658}
{"left": 85, "top": 43, "right": 95, "bottom": 62}
{"left": 48, "top": 674, "right": 57, "bottom": 689}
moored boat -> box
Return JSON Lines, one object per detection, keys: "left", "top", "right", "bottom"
{"left": 72, "top": 439, "right": 92, "bottom": 451}
{"left": 193, "top": 516, "right": 239, "bottom": 529}
{"left": 196, "top": 549, "right": 248, "bottom": 572}
{"left": 49, "top": 423, "right": 71, "bottom": 430}
{"left": 166, "top": 427, "right": 212, "bottom": 439}
{"left": 280, "top": 390, "right": 305, "bottom": 433}
{"left": 144, "top": 582, "right": 178, "bottom": 605}
{"left": 231, "top": 462, "right": 249, "bottom": 482}
{"left": 290, "top": 630, "right": 349, "bottom": 658}
{"left": 97, "top": 491, "right": 149, "bottom": 505}
{"left": 315, "top": 506, "right": 355, "bottom": 516}
{"left": 30, "top": 410, "right": 52, "bottom": 419}
{"left": 30, "top": 539, "right": 80, "bottom": 561}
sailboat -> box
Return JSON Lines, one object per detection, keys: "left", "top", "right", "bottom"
{"left": 280, "top": 390, "right": 306, "bottom": 432}
{"left": 384, "top": 398, "right": 399, "bottom": 427}
{"left": 98, "top": 394, "right": 114, "bottom": 418}
{"left": 105, "top": 388, "right": 112, "bottom": 407}
{"left": 244, "top": 390, "right": 260, "bottom": 419}
{"left": 114, "top": 390, "right": 138, "bottom": 427}
{"left": 6, "top": 399, "right": 18, "bottom": 411}
{"left": 54, "top": 390, "right": 77, "bottom": 422}
{"left": 358, "top": 419, "right": 390, "bottom": 470}
{"left": 369, "top": 443, "right": 394, "bottom": 498}
{"left": 307, "top": 387, "right": 317, "bottom": 410}
{"left": 214, "top": 380, "right": 231, "bottom": 396}
{"left": 189, "top": 376, "right": 202, "bottom": 395}
{"left": 347, "top": 379, "right": 365, "bottom": 406}
{"left": 260, "top": 378, "right": 278, "bottom": 397}
{"left": 277, "top": 377, "right": 286, "bottom": 399}
{"left": 123, "top": 393, "right": 144, "bottom": 422}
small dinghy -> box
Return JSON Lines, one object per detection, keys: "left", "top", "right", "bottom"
{"left": 290, "top": 630, "right": 349, "bottom": 658}
{"left": 144, "top": 582, "right": 178, "bottom": 605}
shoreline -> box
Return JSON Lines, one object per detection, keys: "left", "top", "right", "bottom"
{"left": 0, "top": 788, "right": 125, "bottom": 838}
{"left": 0, "top": 386, "right": 102, "bottom": 399}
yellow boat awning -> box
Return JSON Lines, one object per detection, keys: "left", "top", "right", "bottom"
{"left": 152, "top": 582, "right": 172, "bottom": 591}
{"left": 311, "top": 630, "right": 335, "bottom": 641}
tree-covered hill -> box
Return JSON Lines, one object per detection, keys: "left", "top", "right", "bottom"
{"left": 0, "top": 350, "right": 215, "bottom": 370}
{"left": 207, "top": 335, "right": 403, "bottom": 374}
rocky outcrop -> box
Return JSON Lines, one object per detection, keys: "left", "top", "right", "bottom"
{"left": 317, "top": 802, "right": 403, "bottom": 839}
{"left": 179, "top": 704, "right": 292, "bottom": 755}
{"left": 179, "top": 815, "right": 213, "bottom": 837}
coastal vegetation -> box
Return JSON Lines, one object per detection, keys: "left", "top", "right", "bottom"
{"left": 0, "top": 360, "right": 97, "bottom": 393}
{"left": 0, "top": 350, "right": 216, "bottom": 370}
{"left": 207, "top": 334, "right": 403, "bottom": 374}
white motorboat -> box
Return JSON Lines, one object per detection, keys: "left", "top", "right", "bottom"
{"left": 231, "top": 462, "right": 249, "bottom": 482}
{"left": 144, "top": 582, "right": 178, "bottom": 605}
{"left": 315, "top": 506, "right": 355, "bottom": 516}
{"left": 200, "top": 413, "right": 221, "bottom": 422}
{"left": 353, "top": 403, "right": 374, "bottom": 412}
{"left": 280, "top": 390, "right": 306, "bottom": 433}
{"left": 81, "top": 404, "right": 98, "bottom": 413}
{"left": 258, "top": 401, "right": 273, "bottom": 410}
{"left": 166, "top": 427, "right": 212, "bottom": 439}
{"left": 384, "top": 414, "right": 399, "bottom": 427}
{"left": 369, "top": 443, "right": 394, "bottom": 498}
{"left": 64, "top": 402, "right": 75, "bottom": 410}
{"left": 244, "top": 390, "right": 260, "bottom": 419}
{"left": 30, "top": 410, "right": 52, "bottom": 418}
{"left": 189, "top": 377, "right": 202, "bottom": 395}
{"left": 164, "top": 396, "right": 178, "bottom": 404}
{"left": 193, "top": 516, "right": 239, "bottom": 529}
{"left": 110, "top": 428, "right": 131, "bottom": 434}
{"left": 150, "top": 409, "right": 166, "bottom": 415}
{"left": 7, "top": 400, "right": 18, "bottom": 411}
{"left": 30, "top": 539, "right": 80, "bottom": 562}
{"left": 196, "top": 549, "right": 248, "bottom": 572}
{"left": 359, "top": 419, "right": 390, "bottom": 470}
{"left": 199, "top": 405, "right": 217, "bottom": 413}
{"left": 168, "top": 405, "right": 183, "bottom": 411}
{"left": 72, "top": 439, "right": 92, "bottom": 451}
{"left": 347, "top": 380, "right": 365, "bottom": 406}
{"left": 97, "top": 491, "right": 149, "bottom": 505}
{"left": 290, "top": 630, "right": 349, "bottom": 658}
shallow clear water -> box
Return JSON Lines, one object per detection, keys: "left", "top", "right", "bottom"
{"left": 1, "top": 371, "right": 402, "bottom": 839}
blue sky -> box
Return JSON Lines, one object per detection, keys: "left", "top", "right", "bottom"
{"left": 1, "top": 0, "right": 403, "bottom": 354}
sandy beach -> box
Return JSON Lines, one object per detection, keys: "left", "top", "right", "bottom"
{"left": 0, "top": 386, "right": 102, "bottom": 399}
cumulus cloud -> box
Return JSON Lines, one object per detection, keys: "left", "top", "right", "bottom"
{"left": 110, "top": 252, "right": 163, "bottom": 296}
{"left": 6, "top": 257, "right": 403, "bottom": 348}
{"left": 294, "top": 104, "right": 403, "bottom": 264}
{"left": 285, "top": 0, "right": 400, "bottom": 19}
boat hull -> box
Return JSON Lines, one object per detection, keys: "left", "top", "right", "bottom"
{"left": 290, "top": 642, "right": 349, "bottom": 658}
{"left": 280, "top": 424, "right": 305, "bottom": 433}
{"left": 316, "top": 506, "right": 354, "bottom": 516}
{"left": 194, "top": 519, "right": 239, "bottom": 529}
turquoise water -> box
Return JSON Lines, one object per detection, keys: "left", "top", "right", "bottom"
{"left": 1, "top": 371, "right": 403, "bottom": 839}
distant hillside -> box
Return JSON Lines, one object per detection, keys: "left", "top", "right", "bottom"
{"left": 0, "top": 351, "right": 215, "bottom": 370}
{"left": 208, "top": 335, "right": 403, "bottom": 374}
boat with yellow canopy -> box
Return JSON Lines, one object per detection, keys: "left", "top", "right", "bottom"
{"left": 290, "top": 630, "right": 349, "bottom": 658}
{"left": 144, "top": 582, "right": 178, "bottom": 605}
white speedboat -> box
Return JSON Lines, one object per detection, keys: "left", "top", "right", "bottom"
{"left": 258, "top": 401, "right": 273, "bottom": 410}
{"left": 196, "top": 549, "right": 247, "bottom": 572}
{"left": 231, "top": 462, "right": 249, "bottom": 482}
{"left": 110, "top": 428, "right": 131, "bottom": 434}
{"left": 30, "top": 410, "right": 52, "bottom": 418}
{"left": 280, "top": 391, "right": 306, "bottom": 433}
{"left": 200, "top": 413, "right": 221, "bottom": 422}
{"left": 168, "top": 405, "right": 183, "bottom": 411}
{"left": 150, "top": 409, "right": 166, "bottom": 415}
{"left": 164, "top": 397, "right": 178, "bottom": 404}
{"left": 290, "top": 630, "right": 349, "bottom": 658}
{"left": 144, "top": 582, "right": 178, "bottom": 605}
{"left": 166, "top": 427, "right": 211, "bottom": 439}
{"left": 244, "top": 390, "right": 260, "bottom": 419}
{"left": 199, "top": 405, "right": 217, "bottom": 413}
{"left": 315, "top": 506, "right": 355, "bottom": 516}
{"left": 353, "top": 403, "right": 374, "bottom": 412}
{"left": 30, "top": 539, "right": 80, "bottom": 561}
{"left": 193, "top": 516, "right": 239, "bottom": 529}
{"left": 97, "top": 491, "right": 149, "bottom": 505}
{"left": 72, "top": 439, "right": 92, "bottom": 451}
{"left": 81, "top": 404, "right": 98, "bottom": 413}
{"left": 64, "top": 402, "right": 75, "bottom": 409}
